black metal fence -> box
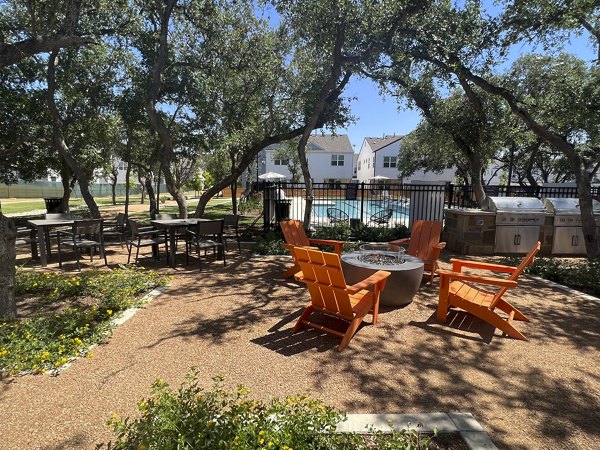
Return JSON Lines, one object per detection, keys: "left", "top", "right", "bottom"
{"left": 256, "top": 181, "right": 600, "bottom": 230}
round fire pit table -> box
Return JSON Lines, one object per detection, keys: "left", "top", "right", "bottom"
{"left": 341, "top": 252, "right": 424, "bottom": 307}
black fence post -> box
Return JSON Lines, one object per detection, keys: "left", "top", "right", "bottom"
{"left": 447, "top": 183, "right": 454, "bottom": 209}
{"left": 360, "top": 182, "right": 365, "bottom": 223}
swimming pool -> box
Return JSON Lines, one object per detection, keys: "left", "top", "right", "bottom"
{"left": 312, "top": 199, "right": 409, "bottom": 225}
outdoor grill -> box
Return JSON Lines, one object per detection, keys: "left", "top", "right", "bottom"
{"left": 481, "top": 196, "right": 545, "bottom": 253}
{"left": 543, "top": 198, "right": 600, "bottom": 255}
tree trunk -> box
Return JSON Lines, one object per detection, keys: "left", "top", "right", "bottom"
{"left": 146, "top": 176, "right": 157, "bottom": 216}
{"left": 231, "top": 181, "right": 238, "bottom": 214}
{"left": 469, "top": 153, "right": 486, "bottom": 207}
{"left": 144, "top": 0, "right": 187, "bottom": 218}
{"left": 59, "top": 161, "right": 73, "bottom": 212}
{"left": 124, "top": 161, "right": 131, "bottom": 218}
{"left": 111, "top": 178, "right": 117, "bottom": 205}
{"left": 0, "top": 213, "right": 17, "bottom": 321}
{"left": 47, "top": 50, "right": 100, "bottom": 218}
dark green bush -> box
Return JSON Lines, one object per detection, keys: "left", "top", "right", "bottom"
{"left": 503, "top": 257, "right": 600, "bottom": 296}
{"left": 252, "top": 231, "right": 287, "bottom": 255}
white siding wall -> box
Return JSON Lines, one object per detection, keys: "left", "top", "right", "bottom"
{"left": 374, "top": 141, "right": 401, "bottom": 180}
{"left": 356, "top": 141, "right": 375, "bottom": 181}
{"left": 265, "top": 150, "right": 354, "bottom": 182}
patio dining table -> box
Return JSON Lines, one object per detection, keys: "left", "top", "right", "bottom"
{"left": 150, "top": 218, "right": 211, "bottom": 267}
{"left": 27, "top": 218, "right": 75, "bottom": 267}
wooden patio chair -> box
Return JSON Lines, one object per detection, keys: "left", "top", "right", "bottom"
{"left": 279, "top": 219, "right": 345, "bottom": 279}
{"left": 436, "top": 241, "right": 541, "bottom": 341}
{"left": 291, "top": 247, "right": 390, "bottom": 351}
{"left": 389, "top": 220, "right": 446, "bottom": 284}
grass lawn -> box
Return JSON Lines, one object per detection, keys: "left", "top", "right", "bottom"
{"left": 2, "top": 196, "right": 144, "bottom": 215}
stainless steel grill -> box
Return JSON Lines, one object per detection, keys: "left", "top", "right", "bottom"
{"left": 481, "top": 197, "right": 545, "bottom": 253}
{"left": 543, "top": 198, "right": 600, "bottom": 254}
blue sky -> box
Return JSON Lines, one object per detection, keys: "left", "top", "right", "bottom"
{"left": 333, "top": 34, "right": 597, "bottom": 153}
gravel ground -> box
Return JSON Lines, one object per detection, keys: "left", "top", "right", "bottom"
{"left": 4, "top": 246, "right": 600, "bottom": 450}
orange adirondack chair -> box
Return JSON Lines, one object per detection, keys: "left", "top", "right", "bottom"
{"left": 389, "top": 220, "right": 446, "bottom": 283}
{"left": 436, "top": 241, "right": 541, "bottom": 341}
{"left": 291, "top": 247, "right": 390, "bottom": 351}
{"left": 279, "top": 219, "right": 345, "bottom": 279}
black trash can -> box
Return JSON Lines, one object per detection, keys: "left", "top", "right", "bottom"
{"left": 44, "top": 197, "right": 63, "bottom": 213}
{"left": 275, "top": 199, "right": 291, "bottom": 222}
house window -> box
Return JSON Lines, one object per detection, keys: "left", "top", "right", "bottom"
{"left": 331, "top": 155, "right": 344, "bottom": 166}
{"left": 117, "top": 160, "right": 128, "bottom": 170}
{"left": 383, "top": 156, "right": 397, "bottom": 168}
{"left": 273, "top": 158, "right": 289, "bottom": 166}
{"left": 358, "top": 161, "right": 361, "bottom": 170}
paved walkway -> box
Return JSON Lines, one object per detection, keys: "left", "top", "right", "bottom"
{"left": 3, "top": 250, "right": 600, "bottom": 449}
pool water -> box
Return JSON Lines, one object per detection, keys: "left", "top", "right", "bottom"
{"left": 312, "top": 199, "right": 408, "bottom": 224}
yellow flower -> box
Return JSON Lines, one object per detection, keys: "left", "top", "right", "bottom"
{"left": 59, "top": 334, "right": 66, "bottom": 340}
{"left": 138, "top": 445, "right": 146, "bottom": 450}
{"left": 106, "top": 309, "right": 113, "bottom": 316}
{"left": 207, "top": 421, "right": 214, "bottom": 428}
{"left": 86, "top": 353, "right": 95, "bottom": 358}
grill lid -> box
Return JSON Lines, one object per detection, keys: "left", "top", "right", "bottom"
{"left": 544, "top": 197, "right": 600, "bottom": 215}
{"left": 481, "top": 196, "right": 545, "bottom": 213}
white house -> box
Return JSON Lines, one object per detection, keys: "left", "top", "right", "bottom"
{"left": 356, "top": 135, "right": 455, "bottom": 183}
{"left": 262, "top": 134, "right": 355, "bottom": 184}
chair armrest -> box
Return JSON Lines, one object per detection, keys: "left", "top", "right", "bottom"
{"left": 437, "top": 269, "right": 518, "bottom": 287}
{"left": 450, "top": 258, "right": 515, "bottom": 273}
{"left": 347, "top": 270, "right": 391, "bottom": 293}
{"left": 389, "top": 238, "right": 410, "bottom": 246}
{"left": 307, "top": 238, "right": 345, "bottom": 253}
{"left": 136, "top": 229, "right": 162, "bottom": 237}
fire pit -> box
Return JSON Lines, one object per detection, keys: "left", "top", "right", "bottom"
{"left": 342, "top": 243, "right": 424, "bottom": 307}
{"left": 358, "top": 243, "right": 406, "bottom": 265}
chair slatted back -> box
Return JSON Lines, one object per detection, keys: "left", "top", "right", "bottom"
{"left": 128, "top": 219, "right": 141, "bottom": 237}
{"left": 115, "top": 213, "right": 126, "bottom": 227}
{"left": 407, "top": 220, "right": 442, "bottom": 262}
{"left": 280, "top": 220, "right": 310, "bottom": 247}
{"left": 73, "top": 219, "right": 102, "bottom": 238}
{"left": 490, "top": 241, "right": 541, "bottom": 309}
{"left": 292, "top": 247, "right": 354, "bottom": 319}
{"left": 223, "top": 214, "right": 239, "bottom": 228}
{"left": 195, "top": 219, "right": 224, "bottom": 237}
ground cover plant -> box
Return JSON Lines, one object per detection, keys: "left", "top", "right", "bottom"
{"left": 504, "top": 257, "right": 600, "bottom": 297}
{"left": 108, "top": 371, "right": 440, "bottom": 450}
{"left": 0, "top": 266, "right": 169, "bottom": 377}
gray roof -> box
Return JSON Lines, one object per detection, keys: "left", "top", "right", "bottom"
{"left": 365, "top": 135, "right": 403, "bottom": 152}
{"left": 306, "top": 134, "right": 353, "bottom": 153}
{"left": 264, "top": 134, "right": 354, "bottom": 153}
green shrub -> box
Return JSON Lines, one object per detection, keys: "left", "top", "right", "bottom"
{"left": 503, "top": 257, "right": 600, "bottom": 296}
{"left": 252, "top": 231, "right": 288, "bottom": 255}
{"left": 239, "top": 193, "right": 262, "bottom": 215}
{"left": 312, "top": 223, "right": 353, "bottom": 241}
{"left": 108, "top": 371, "right": 432, "bottom": 450}
{"left": 1, "top": 266, "right": 170, "bottom": 376}
{"left": 350, "top": 223, "right": 410, "bottom": 243}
